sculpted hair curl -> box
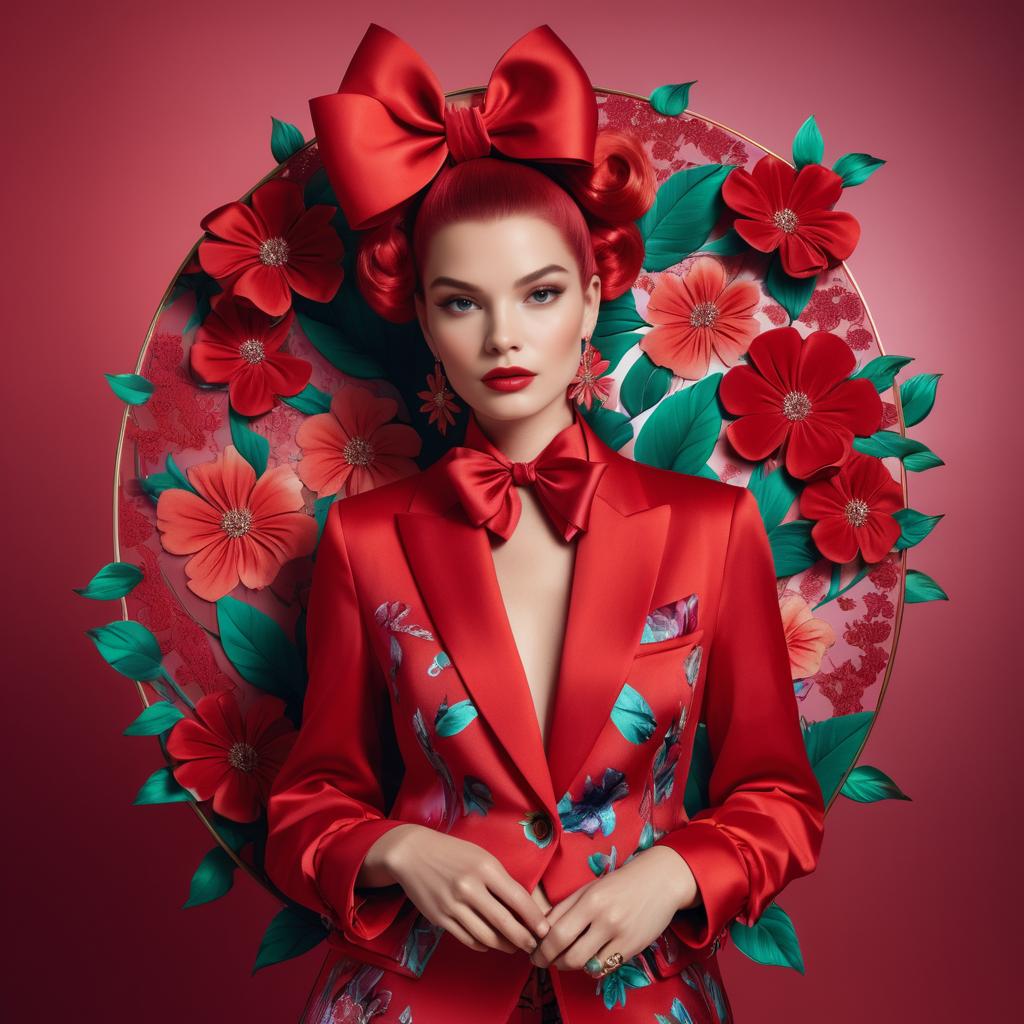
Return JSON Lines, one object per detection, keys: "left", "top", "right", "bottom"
{"left": 354, "top": 129, "right": 656, "bottom": 324}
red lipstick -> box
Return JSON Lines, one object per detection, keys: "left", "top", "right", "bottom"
{"left": 481, "top": 365, "right": 537, "bottom": 392}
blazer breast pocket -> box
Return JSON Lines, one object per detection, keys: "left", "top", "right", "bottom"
{"left": 636, "top": 591, "right": 702, "bottom": 658}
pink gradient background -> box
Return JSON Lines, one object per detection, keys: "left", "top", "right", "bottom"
{"left": 3, "top": 0, "right": 1014, "bottom": 1019}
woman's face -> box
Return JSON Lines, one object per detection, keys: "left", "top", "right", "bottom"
{"left": 413, "top": 214, "right": 602, "bottom": 424}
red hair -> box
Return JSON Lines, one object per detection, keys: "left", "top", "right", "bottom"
{"left": 354, "top": 129, "right": 656, "bottom": 323}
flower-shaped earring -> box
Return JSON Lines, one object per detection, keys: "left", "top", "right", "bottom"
{"left": 567, "top": 336, "right": 612, "bottom": 410}
{"left": 418, "top": 356, "right": 461, "bottom": 436}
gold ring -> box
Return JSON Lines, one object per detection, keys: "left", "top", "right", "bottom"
{"left": 594, "top": 951, "right": 624, "bottom": 977}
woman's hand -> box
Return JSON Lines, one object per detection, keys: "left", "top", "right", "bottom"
{"left": 376, "top": 825, "right": 552, "bottom": 956}
{"left": 529, "top": 846, "right": 700, "bottom": 972}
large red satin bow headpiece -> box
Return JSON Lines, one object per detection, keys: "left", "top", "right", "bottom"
{"left": 309, "top": 23, "right": 598, "bottom": 232}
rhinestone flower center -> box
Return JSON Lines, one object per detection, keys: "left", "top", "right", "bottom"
{"left": 844, "top": 498, "right": 870, "bottom": 527}
{"left": 221, "top": 506, "right": 254, "bottom": 538}
{"left": 259, "top": 236, "right": 290, "bottom": 266}
{"left": 773, "top": 208, "right": 799, "bottom": 233}
{"left": 227, "top": 741, "right": 259, "bottom": 773}
{"left": 239, "top": 338, "right": 266, "bottom": 364}
{"left": 689, "top": 301, "right": 720, "bottom": 329}
{"left": 344, "top": 436, "right": 375, "bottom": 467}
{"left": 782, "top": 390, "right": 812, "bottom": 420}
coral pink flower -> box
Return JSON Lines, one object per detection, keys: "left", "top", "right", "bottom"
{"left": 166, "top": 692, "right": 297, "bottom": 823}
{"left": 567, "top": 339, "right": 612, "bottom": 410}
{"left": 799, "top": 451, "right": 904, "bottom": 563}
{"left": 198, "top": 178, "right": 344, "bottom": 317}
{"left": 296, "top": 385, "right": 422, "bottom": 498}
{"left": 779, "top": 593, "right": 836, "bottom": 679}
{"left": 157, "top": 445, "right": 318, "bottom": 601}
{"left": 722, "top": 154, "right": 861, "bottom": 279}
{"left": 190, "top": 293, "right": 310, "bottom": 416}
{"left": 640, "top": 257, "right": 760, "bottom": 379}
{"left": 720, "top": 326, "right": 882, "bottom": 480}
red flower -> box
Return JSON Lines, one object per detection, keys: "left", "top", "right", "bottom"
{"left": 198, "top": 178, "right": 344, "bottom": 317}
{"left": 190, "top": 293, "right": 311, "bottom": 416}
{"left": 722, "top": 154, "right": 860, "bottom": 278}
{"left": 166, "top": 692, "right": 298, "bottom": 823}
{"left": 719, "top": 326, "right": 882, "bottom": 480}
{"left": 799, "top": 451, "right": 904, "bottom": 563}
{"left": 416, "top": 365, "right": 461, "bottom": 436}
{"left": 567, "top": 339, "right": 612, "bottom": 410}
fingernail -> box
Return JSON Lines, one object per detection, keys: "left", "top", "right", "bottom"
{"left": 537, "top": 921, "right": 550, "bottom": 935}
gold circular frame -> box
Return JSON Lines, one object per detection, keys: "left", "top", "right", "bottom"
{"left": 112, "top": 85, "right": 909, "bottom": 896}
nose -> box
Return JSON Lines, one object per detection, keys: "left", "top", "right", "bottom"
{"left": 484, "top": 306, "right": 521, "bottom": 355}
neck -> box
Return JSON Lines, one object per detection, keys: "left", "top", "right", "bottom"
{"left": 470, "top": 395, "right": 576, "bottom": 463}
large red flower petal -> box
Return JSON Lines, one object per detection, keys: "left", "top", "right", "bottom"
{"left": 172, "top": 757, "right": 231, "bottom": 799}
{"left": 211, "top": 767, "right": 261, "bottom": 823}
{"left": 198, "top": 238, "right": 258, "bottom": 281}
{"left": 726, "top": 412, "right": 791, "bottom": 462}
{"left": 856, "top": 511, "right": 903, "bottom": 563}
{"left": 231, "top": 264, "right": 293, "bottom": 318}
{"left": 788, "top": 164, "right": 843, "bottom": 216}
{"left": 250, "top": 179, "right": 306, "bottom": 233}
{"left": 750, "top": 154, "right": 796, "bottom": 211}
{"left": 798, "top": 331, "right": 857, "bottom": 396}
{"left": 733, "top": 218, "right": 783, "bottom": 254}
{"left": 779, "top": 232, "right": 829, "bottom": 278}
{"left": 719, "top": 362, "right": 782, "bottom": 416}
{"left": 785, "top": 417, "right": 853, "bottom": 479}
{"left": 797, "top": 209, "right": 861, "bottom": 263}
{"left": 810, "top": 515, "right": 859, "bottom": 564}
{"left": 811, "top": 378, "right": 884, "bottom": 439}
{"left": 747, "top": 327, "right": 803, "bottom": 392}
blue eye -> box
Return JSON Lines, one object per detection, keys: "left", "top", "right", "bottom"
{"left": 443, "top": 296, "right": 477, "bottom": 313}
{"left": 530, "top": 287, "right": 561, "bottom": 303}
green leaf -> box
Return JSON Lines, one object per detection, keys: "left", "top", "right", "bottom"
{"left": 899, "top": 372, "right": 942, "bottom": 427}
{"left": 747, "top": 465, "right": 799, "bottom": 533}
{"left": 905, "top": 568, "right": 949, "bottom": 603}
{"left": 295, "top": 310, "right": 387, "bottom": 379}
{"left": 803, "top": 710, "right": 874, "bottom": 803}
{"left": 633, "top": 375, "right": 722, "bottom": 474}
{"left": 893, "top": 508, "right": 942, "bottom": 550}
{"left": 852, "top": 430, "right": 944, "bottom": 472}
{"left": 105, "top": 372, "right": 154, "bottom": 405}
{"left": 840, "top": 764, "right": 911, "bottom": 802}
{"left": 87, "top": 620, "right": 164, "bottom": 681}
{"left": 593, "top": 291, "right": 648, "bottom": 372}
{"left": 765, "top": 252, "right": 817, "bottom": 323}
{"left": 695, "top": 227, "right": 747, "bottom": 255}
{"left": 832, "top": 152, "right": 886, "bottom": 187}
{"left": 228, "top": 407, "right": 269, "bottom": 479}
{"left": 270, "top": 116, "right": 305, "bottom": 164}
{"left": 683, "top": 723, "right": 711, "bottom": 817}
{"left": 792, "top": 115, "right": 824, "bottom": 169}
{"left": 638, "top": 164, "right": 734, "bottom": 272}
{"left": 216, "top": 595, "right": 306, "bottom": 701}
{"left": 133, "top": 765, "right": 192, "bottom": 805}
{"left": 123, "top": 702, "right": 185, "bottom": 736}
{"left": 73, "top": 562, "right": 143, "bottom": 600}
{"left": 729, "top": 903, "right": 805, "bottom": 972}
{"left": 903, "top": 447, "right": 945, "bottom": 473}
{"left": 253, "top": 905, "right": 327, "bottom": 972}
{"left": 580, "top": 402, "right": 634, "bottom": 451}
{"left": 184, "top": 846, "right": 238, "bottom": 907}
{"left": 611, "top": 684, "right": 658, "bottom": 744}
{"left": 435, "top": 699, "right": 479, "bottom": 737}
{"left": 768, "top": 520, "right": 818, "bottom": 576}
{"left": 649, "top": 81, "right": 696, "bottom": 117}
{"left": 850, "top": 354, "right": 915, "bottom": 394}
{"left": 620, "top": 352, "right": 673, "bottom": 417}
{"left": 280, "top": 382, "right": 332, "bottom": 415}
{"left": 166, "top": 453, "right": 199, "bottom": 494}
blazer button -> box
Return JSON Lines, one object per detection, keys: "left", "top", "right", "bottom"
{"left": 532, "top": 813, "right": 552, "bottom": 842}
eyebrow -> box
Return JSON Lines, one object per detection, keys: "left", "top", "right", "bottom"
{"left": 428, "top": 264, "right": 570, "bottom": 291}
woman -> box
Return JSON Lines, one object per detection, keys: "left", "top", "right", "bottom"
{"left": 264, "top": 23, "right": 825, "bottom": 1024}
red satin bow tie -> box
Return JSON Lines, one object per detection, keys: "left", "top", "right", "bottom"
{"left": 309, "top": 23, "right": 598, "bottom": 231}
{"left": 443, "top": 436, "right": 607, "bottom": 543}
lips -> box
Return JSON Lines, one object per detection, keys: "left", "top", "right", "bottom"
{"left": 482, "top": 366, "right": 536, "bottom": 381}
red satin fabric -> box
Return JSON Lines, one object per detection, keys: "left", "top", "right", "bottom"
{"left": 308, "top": 23, "right": 598, "bottom": 231}
{"left": 443, "top": 408, "right": 608, "bottom": 542}
{"left": 265, "top": 396, "right": 825, "bottom": 1022}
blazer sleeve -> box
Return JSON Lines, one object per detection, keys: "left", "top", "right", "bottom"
{"left": 651, "top": 485, "right": 826, "bottom": 956}
{"left": 265, "top": 499, "right": 413, "bottom": 947}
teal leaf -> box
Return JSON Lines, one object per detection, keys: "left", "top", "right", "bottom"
{"left": 803, "top": 710, "right": 874, "bottom": 803}
{"left": 768, "top": 519, "right": 818, "bottom": 576}
{"left": 729, "top": 903, "right": 805, "bottom": 972}
{"left": 611, "top": 684, "right": 657, "bottom": 744}
{"left": 580, "top": 402, "right": 633, "bottom": 451}
{"left": 899, "top": 372, "right": 942, "bottom": 427}
{"left": 280, "top": 382, "right": 332, "bottom": 415}
{"left": 792, "top": 114, "right": 824, "bottom": 169}
{"left": 133, "top": 765, "right": 191, "bottom": 805}
{"left": 893, "top": 508, "right": 942, "bottom": 550}
{"left": 852, "top": 430, "right": 944, "bottom": 472}
{"left": 832, "top": 152, "right": 886, "bottom": 187}
{"left": 765, "top": 252, "right": 817, "bottom": 323}
{"left": 184, "top": 846, "right": 238, "bottom": 907}
{"left": 296, "top": 310, "right": 388, "bottom": 379}
{"left": 649, "top": 81, "right": 697, "bottom": 116}
{"left": 252, "top": 905, "right": 327, "bottom": 972}
{"left": 905, "top": 569, "right": 949, "bottom": 603}
{"left": 435, "top": 699, "right": 479, "bottom": 737}
{"left": 746, "top": 465, "right": 799, "bottom": 533}
{"left": 695, "top": 227, "right": 746, "bottom": 255}
{"left": 123, "top": 702, "right": 185, "bottom": 736}
{"left": 73, "top": 562, "right": 143, "bottom": 600}
{"left": 270, "top": 116, "right": 305, "bottom": 164}
{"left": 593, "top": 290, "right": 648, "bottom": 372}
{"left": 638, "top": 164, "right": 734, "bottom": 272}
{"left": 598, "top": 960, "right": 651, "bottom": 1008}
{"left": 462, "top": 776, "right": 494, "bottom": 816}
{"left": 105, "top": 372, "right": 154, "bottom": 405}
{"left": 633, "top": 375, "right": 722, "bottom": 475}
{"left": 850, "top": 354, "right": 915, "bottom": 394}
{"left": 683, "top": 723, "right": 711, "bottom": 817}
{"left": 87, "top": 620, "right": 164, "bottom": 681}
{"left": 620, "top": 352, "right": 673, "bottom": 417}
{"left": 166, "top": 453, "right": 199, "bottom": 494}
{"left": 228, "top": 407, "right": 269, "bottom": 478}
{"left": 840, "top": 764, "right": 911, "bottom": 802}
{"left": 216, "top": 595, "right": 306, "bottom": 701}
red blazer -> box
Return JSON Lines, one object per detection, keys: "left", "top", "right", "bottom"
{"left": 265, "top": 411, "right": 825, "bottom": 1024}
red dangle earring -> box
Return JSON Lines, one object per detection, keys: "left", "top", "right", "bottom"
{"left": 417, "top": 355, "right": 462, "bottom": 436}
{"left": 567, "top": 335, "right": 612, "bottom": 411}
